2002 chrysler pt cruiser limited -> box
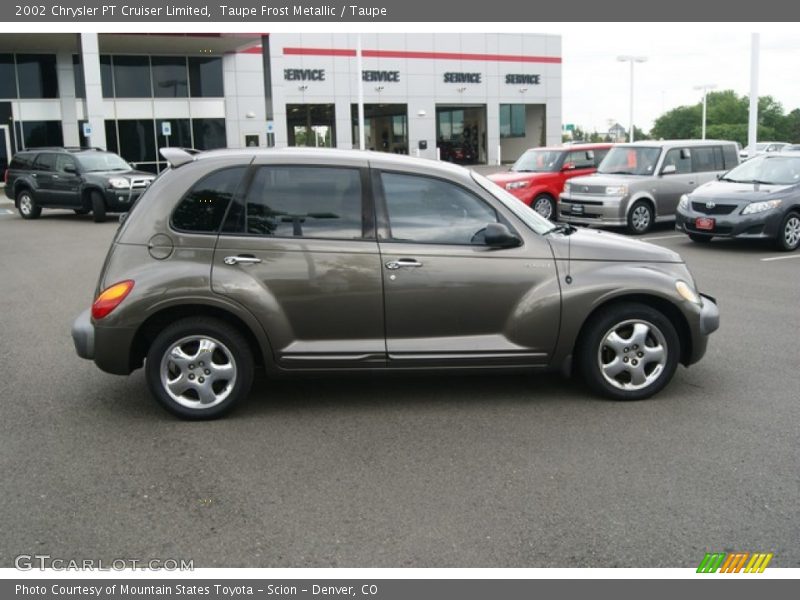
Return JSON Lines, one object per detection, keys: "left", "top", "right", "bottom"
{"left": 72, "top": 148, "right": 720, "bottom": 419}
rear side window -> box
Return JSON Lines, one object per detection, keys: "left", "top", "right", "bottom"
{"left": 9, "top": 155, "right": 34, "bottom": 170}
{"left": 227, "top": 166, "right": 363, "bottom": 240}
{"left": 692, "top": 147, "right": 717, "bottom": 173}
{"left": 171, "top": 167, "right": 246, "bottom": 233}
{"left": 722, "top": 145, "right": 739, "bottom": 169}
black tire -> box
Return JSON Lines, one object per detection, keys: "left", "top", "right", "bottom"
{"left": 91, "top": 191, "right": 107, "bottom": 223}
{"left": 775, "top": 211, "right": 800, "bottom": 251}
{"left": 577, "top": 302, "right": 681, "bottom": 401}
{"left": 74, "top": 208, "right": 90, "bottom": 215}
{"left": 145, "top": 317, "right": 255, "bottom": 420}
{"left": 532, "top": 194, "right": 556, "bottom": 220}
{"left": 17, "top": 189, "right": 41, "bottom": 219}
{"left": 626, "top": 200, "right": 654, "bottom": 235}
{"left": 688, "top": 233, "right": 713, "bottom": 243}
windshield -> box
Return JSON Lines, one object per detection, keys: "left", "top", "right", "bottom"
{"left": 721, "top": 155, "right": 800, "bottom": 185}
{"left": 511, "top": 149, "right": 563, "bottom": 173}
{"left": 755, "top": 143, "right": 769, "bottom": 151}
{"left": 472, "top": 171, "right": 555, "bottom": 235}
{"left": 597, "top": 146, "right": 661, "bottom": 176}
{"left": 76, "top": 152, "right": 132, "bottom": 172}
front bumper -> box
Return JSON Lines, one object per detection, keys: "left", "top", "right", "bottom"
{"left": 103, "top": 187, "right": 147, "bottom": 211}
{"left": 687, "top": 293, "right": 720, "bottom": 365}
{"left": 675, "top": 207, "right": 784, "bottom": 239}
{"left": 559, "top": 193, "right": 627, "bottom": 226}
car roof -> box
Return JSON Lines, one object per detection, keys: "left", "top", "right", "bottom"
{"left": 527, "top": 143, "right": 613, "bottom": 152}
{"left": 613, "top": 139, "right": 738, "bottom": 148}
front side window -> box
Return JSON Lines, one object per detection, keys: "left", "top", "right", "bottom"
{"left": 662, "top": 148, "right": 692, "bottom": 174}
{"left": 172, "top": 167, "right": 246, "bottom": 233}
{"left": 231, "top": 166, "right": 363, "bottom": 240}
{"left": 511, "top": 149, "right": 563, "bottom": 173}
{"left": 55, "top": 154, "right": 77, "bottom": 173}
{"left": 381, "top": 172, "right": 498, "bottom": 245}
{"left": 567, "top": 150, "right": 595, "bottom": 169}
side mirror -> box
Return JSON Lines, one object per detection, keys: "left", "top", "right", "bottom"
{"left": 484, "top": 223, "right": 521, "bottom": 248}
{"left": 562, "top": 162, "right": 576, "bottom": 171}
{"left": 661, "top": 164, "right": 677, "bottom": 175}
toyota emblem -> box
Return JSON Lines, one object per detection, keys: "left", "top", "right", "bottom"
{"left": 705, "top": 201, "right": 716, "bottom": 209}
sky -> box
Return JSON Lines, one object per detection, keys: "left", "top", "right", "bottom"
{"left": 559, "top": 24, "right": 800, "bottom": 134}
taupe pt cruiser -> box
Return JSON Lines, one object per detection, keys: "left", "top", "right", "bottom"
{"left": 72, "top": 148, "right": 720, "bottom": 419}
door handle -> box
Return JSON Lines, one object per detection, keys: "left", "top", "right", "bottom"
{"left": 688, "top": 181, "right": 695, "bottom": 185}
{"left": 224, "top": 255, "right": 262, "bottom": 265}
{"left": 385, "top": 258, "right": 423, "bottom": 270}
{"left": 52, "top": 175, "right": 59, "bottom": 179}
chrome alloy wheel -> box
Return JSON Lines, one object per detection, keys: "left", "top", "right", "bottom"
{"left": 784, "top": 215, "right": 800, "bottom": 249}
{"left": 159, "top": 335, "right": 237, "bottom": 409}
{"left": 19, "top": 193, "right": 33, "bottom": 216}
{"left": 597, "top": 319, "right": 667, "bottom": 391}
{"left": 533, "top": 196, "right": 554, "bottom": 219}
{"left": 631, "top": 205, "right": 651, "bottom": 232}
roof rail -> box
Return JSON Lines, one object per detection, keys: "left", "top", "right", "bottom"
{"left": 159, "top": 147, "right": 200, "bottom": 168}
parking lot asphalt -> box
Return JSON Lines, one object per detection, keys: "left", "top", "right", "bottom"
{"left": 0, "top": 201, "right": 798, "bottom": 568}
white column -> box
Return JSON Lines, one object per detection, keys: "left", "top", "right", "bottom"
{"left": 747, "top": 33, "right": 760, "bottom": 156}
{"left": 79, "top": 33, "right": 107, "bottom": 150}
{"left": 56, "top": 50, "right": 80, "bottom": 147}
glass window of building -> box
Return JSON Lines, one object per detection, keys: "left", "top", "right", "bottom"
{"left": 499, "top": 104, "right": 525, "bottom": 138}
{"left": 0, "top": 54, "right": 17, "bottom": 98}
{"left": 72, "top": 55, "right": 85, "bottom": 99}
{"left": 22, "top": 121, "right": 63, "bottom": 148}
{"left": 152, "top": 56, "right": 188, "bottom": 98}
{"left": 192, "top": 118, "right": 226, "bottom": 150}
{"left": 188, "top": 57, "right": 223, "bottom": 97}
{"left": 156, "top": 118, "right": 191, "bottom": 170}
{"left": 100, "top": 55, "right": 114, "bottom": 98}
{"left": 117, "top": 119, "right": 156, "bottom": 163}
{"left": 16, "top": 54, "right": 58, "bottom": 99}
{"left": 104, "top": 120, "right": 118, "bottom": 154}
{"left": 113, "top": 55, "right": 152, "bottom": 98}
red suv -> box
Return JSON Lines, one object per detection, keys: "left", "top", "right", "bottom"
{"left": 488, "top": 143, "right": 613, "bottom": 219}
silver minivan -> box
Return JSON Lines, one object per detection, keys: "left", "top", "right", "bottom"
{"left": 559, "top": 140, "right": 740, "bottom": 234}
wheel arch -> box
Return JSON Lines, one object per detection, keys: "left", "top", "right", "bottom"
{"left": 626, "top": 194, "right": 656, "bottom": 218}
{"left": 82, "top": 185, "right": 106, "bottom": 210}
{"left": 129, "top": 303, "right": 269, "bottom": 373}
{"left": 13, "top": 180, "right": 33, "bottom": 207}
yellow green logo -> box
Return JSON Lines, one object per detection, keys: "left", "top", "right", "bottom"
{"left": 697, "top": 552, "right": 773, "bottom": 573}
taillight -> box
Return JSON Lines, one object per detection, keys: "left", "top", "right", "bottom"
{"left": 91, "top": 280, "right": 134, "bottom": 320}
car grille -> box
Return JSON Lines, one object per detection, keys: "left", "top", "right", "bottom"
{"left": 569, "top": 184, "right": 607, "bottom": 195}
{"left": 691, "top": 201, "right": 737, "bottom": 215}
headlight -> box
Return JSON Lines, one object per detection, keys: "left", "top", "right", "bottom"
{"left": 741, "top": 199, "right": 782, "bottom": 214}
{"left": 605, "top": 185, "right": 628, "bottom": 195}
{"left": 678, "top": 194, "right": 689, "bottom": 211}
{"left": 506, "top": 181, "right": 529, "bottom": 190}
{"left": 108, "top": 177, "right": 130, "bottom": 189}
{"left": 563, "top": 183, "right": 571, "bottom": 194}
{"left": 675, "top": 280, "right": 701, "bottom": 305}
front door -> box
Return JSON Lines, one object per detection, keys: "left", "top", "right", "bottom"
{"left": 657, "top": 147, "right": 700, "bottom": 217}
{"left": 52, "top": 154, "right": 82, "bottom": 206}
{"left": 212, "top": 161, "right": 386, "bottom": 369}
{"left": 375, "top": 170, "right": 560, "bottom": 367}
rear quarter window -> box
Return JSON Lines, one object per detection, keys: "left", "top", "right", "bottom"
{"left": 171, "top": 166, "right": 247, "bottom": 233}
{"left": 9, "top": 155, "right": 35, "bottom": 170}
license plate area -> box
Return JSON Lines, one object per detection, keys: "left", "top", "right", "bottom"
{"left": 695, "top": 217, "right": 715, "bottom": 231}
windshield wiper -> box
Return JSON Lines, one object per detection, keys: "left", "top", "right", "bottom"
{"left": 601, "top": 170, "right": 634, "bottom": 175}
{"left": 544, "top": 222, "right": 576, "bottom": 236}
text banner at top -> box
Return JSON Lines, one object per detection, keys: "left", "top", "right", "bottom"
{"left": 2, "top": 0, "right": 800, "bottom": 22}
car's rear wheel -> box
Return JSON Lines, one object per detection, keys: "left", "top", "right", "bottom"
{"left": 578, "top": 303, "right": 680, "bottom": 401}
{"left": 532, "top": 194, "right": 556, "bottom": 220}
{"left": 776, "top": 211, "right": 800, "bottom": 251}
{"left": 145, "top": 318, "right": 254, "bottom": 419}
{"left": 688, "top": 233, "right": 713, "bottom": 243}
{"left": 626, "top": 200, "right": 653, "bottom": 234}
{"left": 17, "top": 190, "right": 41, "bottom": 219}
{"left": 91, "top": 191, "right": 107, "bottom": 223}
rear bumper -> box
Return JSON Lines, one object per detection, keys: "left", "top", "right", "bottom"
{"left": 71, "top": 309, "right": 95, "bottom": 360}
{"left": 72, "top": 309, "right": 138, "bottom": 375}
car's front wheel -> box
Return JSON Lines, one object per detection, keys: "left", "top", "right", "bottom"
{"left": 145, "top": 318, "right": 254, "bottom": 419}
{"left": 17, "top": 190, "right": 41, "bottom": 219}
{"left": 532, "top": 194, "right": 556, "bottom": 220}
{"left": 578, "top": 303, "right": 680, "bottom": 400}
{"left": 776, "top": 211, "right": 800, "bottom": 251}
{"left": 91, "top": 191, "right": 107, "bottom": 223}
{"left": 626, "top": 200, "right": 653, "bottom": 234}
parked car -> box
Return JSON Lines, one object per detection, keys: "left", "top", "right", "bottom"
{"left": 72, "top": 147, "right": 719, "bottom": 419}
{"left": 739, "top": 141, "right": 789, "bottom": 160}
{"left": 559, "top": 140, "right": 740, "bottom": 234}
{"left": 4, "top": 147, "right": 156, "bottom": 222}
{"left": 488, "top": 143, "right": 613, "bottom": 219}
{"left": 676, "top": 152, "right": 800, "bottom": 251}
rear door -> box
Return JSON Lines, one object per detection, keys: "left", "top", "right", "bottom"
{"left": 211, "top": 159, "right": 386, "bottom": 369}
{"left": 31, "top": 153, "right": 58, "bottom": 205}
{"left": 374, "top": 169, "right": 559, "bottom": 367}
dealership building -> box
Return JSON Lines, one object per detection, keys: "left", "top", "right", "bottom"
{"left": 0, "top": 33, "right": 562, "bottom": 173}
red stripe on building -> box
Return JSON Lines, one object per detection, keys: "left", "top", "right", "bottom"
{"left": 282, "top": 47, "right": 560, "bottom": 63}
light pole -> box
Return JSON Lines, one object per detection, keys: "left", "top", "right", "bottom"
{"left": 693, "top": 84, "right": 717, "bottom": 139}
{"left": 617, "top": 55, "right": 648, "bottom": 142}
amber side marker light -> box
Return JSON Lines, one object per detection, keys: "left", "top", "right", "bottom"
{"left": 92, "top": 280, "right": 135, "bottom": 320}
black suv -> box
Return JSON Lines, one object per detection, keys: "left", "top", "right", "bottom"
{"left": 4, "top": 147, "right": 155, "bottom": 222}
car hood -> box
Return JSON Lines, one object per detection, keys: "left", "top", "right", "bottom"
{"left": 547, "top": 227, "right": 682, "bottom": 263}
{"left": 89, "top": 169, "right": 155, "bottom": 179}
{"left": 568, "top": 173, "right": 643, "bottom": 187}
{"left": 690, "top": 179, "right": 794, "bottom": 201}
{"left": 488, "top": 171, "right": 553, "bottom": 184}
